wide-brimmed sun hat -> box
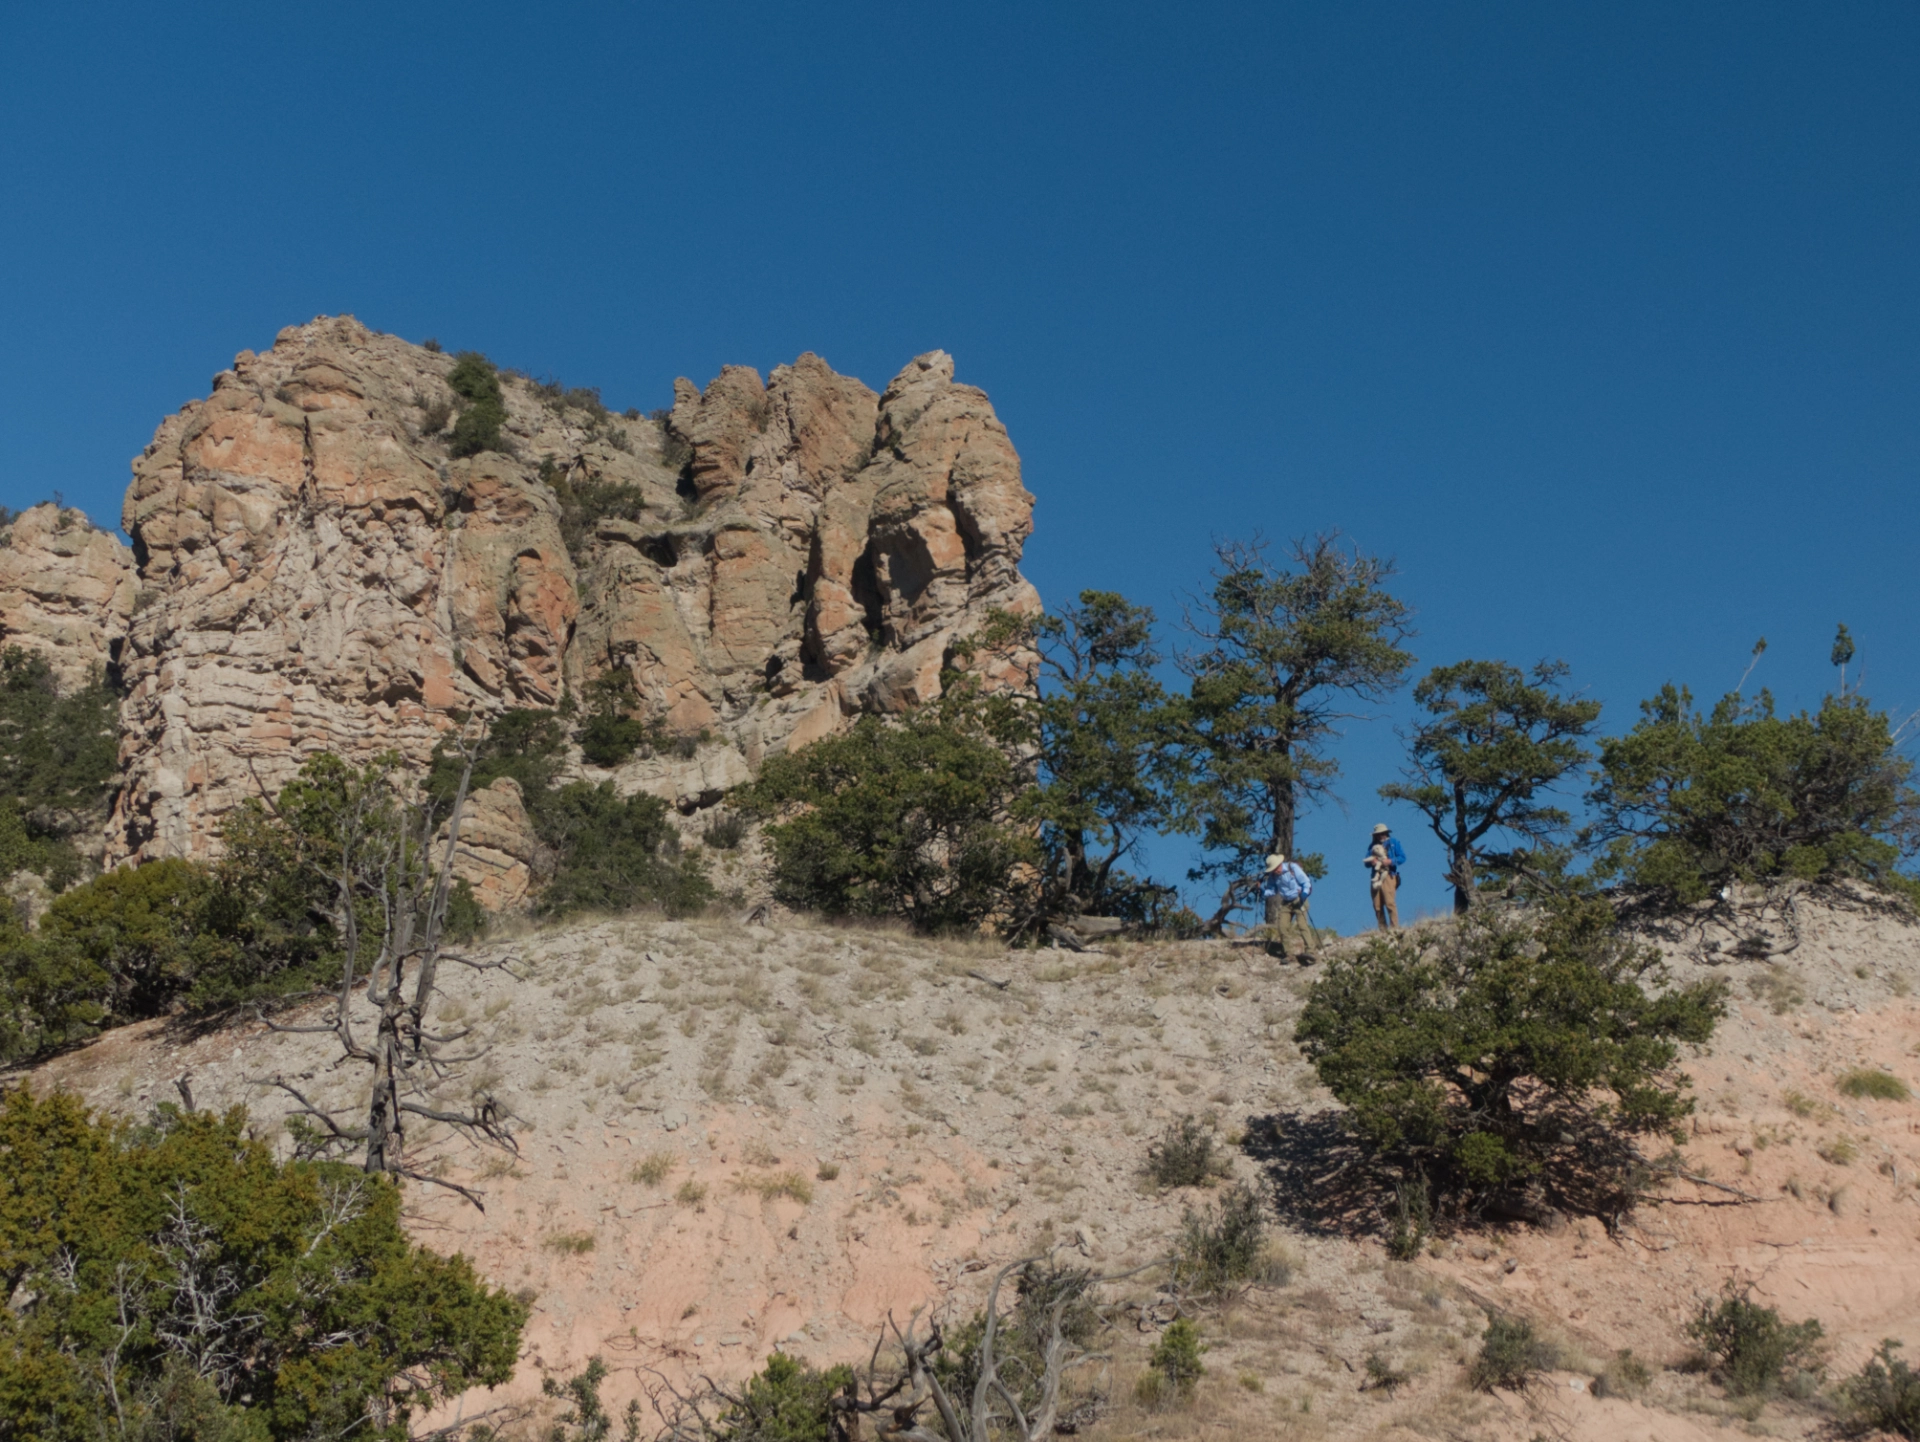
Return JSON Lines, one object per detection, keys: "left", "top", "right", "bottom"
{"left": 1371, "top": 823, "right": 1391, "bottom": 836}
{"left": 1265, "top": 854, "right": 1285, "bottom": 871}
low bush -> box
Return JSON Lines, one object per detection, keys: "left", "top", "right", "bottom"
{"left": 1468, "top": 1315, "right": 1557, "bottom": 1392}
{"left": 540, "top": 1356, "right": 642, "bottom": 1442}
{"left": 0, "top": 645, "right": 121, "bottom": 887}
{"left": 0, "top": 1086, "right": 525, "bottom": 1439}
{"left": 1295, "top": 898, "right": 1726, "bottom": 1215}
{"left": 735, "top": 705, "right": 1039, "bottom": 935}
{"left": 1587, "top": 684, "right": 1920, "bottom": 907}
{"left": 711, "top": 1351, "right": 854, "bottom": 1441}
{"left": 1841, "top": 1339, "right": 1920, "bottom": 1439}
{"left": 535, "top": 781, "right": 712, "bottom": 919}
{"left": 704, "top": 810, "right": 748, "bottom": 850}
{"left": 1385, "top": 1173, "right": 1432, "bottom": 1261}
{"left": 1838, "top": 1067, "right": 1910, "bottom": 1101}
{"left": 1172, "top": 1182, "right": 1269, "bottom": 1293}
{"left": 1147, "top": 1114, "right": 1219, "bottom": 1188}
{"left": 1686, "top": 1287, "right": 1824, "bottom": 1398}
{"left": 427, "top": 710, "right": 711, "bottom": 920}
{"left": 539, "top": 457, "right": 649, "bottom": 561}
{"left": 446, "top": 350, "right": 507, "bottom": 457}
{"left": 1136, "top": 1319, "right": 1206, "bottom": 1407}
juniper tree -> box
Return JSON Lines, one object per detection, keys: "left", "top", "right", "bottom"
{"left": 982, "top": 593, "right": 1191, "bottom": 921}
{"left": 1379, "top": 659, "right": 1601, "bottom": 913}
{"left": 1177, "top": 535, "right": 1414, "bottom": 928}
{"left": 1586, "top": 684, "right": 1920, "bottom": 907}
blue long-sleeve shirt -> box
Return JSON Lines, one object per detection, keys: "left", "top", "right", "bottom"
{"left": 1260, "top": 863, "right": 1311, "bottom": 902}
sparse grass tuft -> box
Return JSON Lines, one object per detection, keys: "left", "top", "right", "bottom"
{"left": 1838, "top": 1067, "right": 1910, "bottom": 1101}
{"left": 816, "top": 1162, "right": 840, "bottom": 1182}
{"left": 1593, "top": 1349, "right": 1651, "bottom": 1400}
{"left": 675, "top": 1180, "right": 708, "bottom": 1206}
{"left": 631, "top": 1152, "right": 675, "bottom": 1186}
{"left": 1784, "top": 1089, "right": 1834, "bottom": 1121}
{"left": 1819, "top": 1136, "right": 1860, "bottom": 1166}
{"left": 739, "top": 1171, "right": 814, "bottom": 1205}
{"left": 543, "top": 1231, "right": 596, "bottom": 1255}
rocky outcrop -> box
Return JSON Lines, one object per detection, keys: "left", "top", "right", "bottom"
{"left": 447, "top": 777, "right": 542, "bottom": 911}
{"left": 0, "top": 504, "right": 137, "bottom": 692}
{"left": 89, "top": 317, "right": 1037, "bottom": 874}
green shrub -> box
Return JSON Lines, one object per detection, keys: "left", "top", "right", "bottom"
{"left": 1841, "top": 1339, "right": 1920, "bottom": 1439}
{"left": 1172, "top": 1182, "right": 1268, "bottom": 1293}
{"left": 1363, "top": 1351, "right": 1412, "bottom": 1394}
{"left": 1295, "top": 899, "right": 1725, "bottom": 1211}
{"left": 0, "top": 645, "right": 121, "bottom": 887}
{"left": 1588, "top": 685, "right": 1920, "bottom": 907}
{"left": 542, "top": 1355, "right": 642, "bottom": 1441}
{"left": 535, "top": 781, "right": 712, "bottom": 919}
{"left": 538, "top": 456, "right": 649, "bottom": 562}
{"left": 1385, "top": 1173, "right": 1432, "bottom": 1261}
{"left": 714, "top": 1351, "right": 854, "bottom": 1441}
{"left": 1686, "top": 1287, "right": 1824, "bottom": 1398}
{"left": 1468, "top": 1315, "right": 1557, "bottom": 1392}
{"left": 1838, "top": 1067, "right": 1910, "bottom": 1101}
{"left": 1136, "top": 1318, "right": 1206, "bottom": 1406}
{"left": 1146, "top": 1114, "right": 1219, "bottom": 1188}
{"left": 703, "top": 810, "right": 747, "bottom": 850}
{"left": 735, "top": 706, "right": 1039, "bottom": 935}
{"left": 0, "top": 1085, "right": 525, "bottom": 1440}
{"left": 446, "top": 351, "right": 507, "bottom": 457}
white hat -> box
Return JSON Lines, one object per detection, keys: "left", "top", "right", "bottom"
{"left": 1371, "top": 823, "right": 1391, "bottom": 836}
{"left": 1265, "top": 853, "right": 1285, "bottom": 871}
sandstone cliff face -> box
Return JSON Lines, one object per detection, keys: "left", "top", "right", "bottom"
{"left": 0, "top": 503, "right": 136, "bottom": 692}
{"left": 68, "top": 316, "right": 1036, "bottom": 871}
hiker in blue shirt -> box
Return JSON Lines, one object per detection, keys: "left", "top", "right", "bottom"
{"left": 1259, "top": 852, "right": 1315, "bottom": 962}
{"left": 1364, "top": 823, "right": 1405, "bottom": 930}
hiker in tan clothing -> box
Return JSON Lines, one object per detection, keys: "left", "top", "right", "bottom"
{"left": 1364, "top": 823, "right": 1401, "bottom": 930}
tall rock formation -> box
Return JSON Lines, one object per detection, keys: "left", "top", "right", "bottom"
{"left": 18, "top": 317, "right": 1037, "bottom": 869}
{"left": 0, "top": 503, "right": 137, "bottom": 692}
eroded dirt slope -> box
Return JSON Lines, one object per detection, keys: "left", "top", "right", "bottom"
{"left": 19, "top": 894, "right": 1920, "bottom": 1439}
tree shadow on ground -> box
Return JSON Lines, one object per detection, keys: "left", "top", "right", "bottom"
{"left": 1241, "top": 1106, "right": 1401, "bottom": 1240}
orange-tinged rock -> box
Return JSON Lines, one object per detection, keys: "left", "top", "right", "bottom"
{"left": 86, "top": 318, "right": 1036, "bottom": 869}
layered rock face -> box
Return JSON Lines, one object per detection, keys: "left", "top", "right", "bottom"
{"left": 2, "top": 317, "right": 1037, "bottom": 871}
{"left": 0, "top": 503, "right": 137, "bottom": 691}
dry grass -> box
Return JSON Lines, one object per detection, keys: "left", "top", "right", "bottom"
{"left": 737, "top": 1171, "right": 814, "bottom": 1204}
{"left": 631, "top": 1152, "right": 675, "bottom": 1186}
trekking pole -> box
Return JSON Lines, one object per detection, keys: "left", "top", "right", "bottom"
{"left": 1303, "top": 901, "right": 1323, "bottom": 952}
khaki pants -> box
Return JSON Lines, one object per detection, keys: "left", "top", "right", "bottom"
{"left": 1372, "top": 872, "right": 1399, "bottom": 930}
{"left": 1265, "top": 895, "right": 1313, "bottom": 959}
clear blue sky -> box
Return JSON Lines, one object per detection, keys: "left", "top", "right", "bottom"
{"left": 3, "top": 3, "right": 1916, "bottom": 934}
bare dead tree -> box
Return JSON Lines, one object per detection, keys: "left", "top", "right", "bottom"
{"left": 254, "top": 737, "right": 519, "bottom": 1207}
{"left": 648, "top": 1255, "right": 1140, "bottom": 1442}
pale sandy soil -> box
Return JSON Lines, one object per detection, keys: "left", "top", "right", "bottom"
{"left": 18, "top": 892, "right": 1920, "bottom": 1440}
